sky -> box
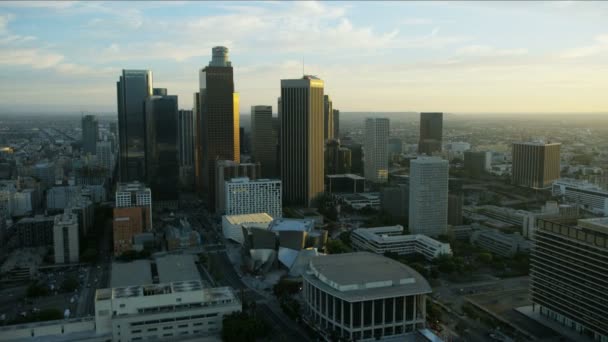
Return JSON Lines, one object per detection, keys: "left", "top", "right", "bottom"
{"left": 0, "top": 1, "right": 607, "bottom": 114}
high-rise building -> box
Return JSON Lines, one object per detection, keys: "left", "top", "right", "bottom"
{"left": 418, "top": 112, "right": 443, "bottom": 155}
{"left": 33, "top": 162, "right": 55, "bottom": 189}
{"left": 196, "top": 47, "right": 240, "bottom": 210}
{"left": 280, "top": 76, "right": 324, "bottom": 207}
{"left": 409, "top": 157, "right": 448, "bottom": 237}
{"left": 388, "top": 137, "right": 403, "bottom": 157}
{"left": 117, "top": 70, "right": 153, "bottom": 182}
{"left": 344, "top": 143, "right": 363, "bottom": 175}
{"left": 464, "top": 151, "right": 491, "bottom": 179}
{"left": 325, "top": 139, "right": 351, "bottom": 175}
{"left": 512, "top": 142, "right": 561, "bottom": 189}
{"left": 178, "top": 109, "right": 194, "bottom": 188}
{"left": 448, "top": 179, "right": 463, "bottom": 226}
{"left": 53, "top": 210, "right": 79, "bottom": 264}
{"left": 381, "top": 184, "right": 409, "bottom": 222}
{"left": 215, "top": 160, "right": 261, "bottom": 213}
{"left": 81, "top": 115, "right": 98, "bottom": 155}
{"left": 333, "top": 109, "right": 340, "bottom": 138}
{"left": 225, "top": 177, "right": 282, "bottom": 219}
{"left": 323, "top": 95, "right": 333, "bottom": 141}
{"left": 251, "top": 105, "right": 277, "bottom": 178}
{"left": 530, "top": 218, "right": 608, "bottom": 341}
{"left": 364, "top": 118, "right": 390, "bottom": 183}
{"left": 96, "top": 141, "right": 114, "bottom": 173}
{"left": 145, "top": 92, "right": 179, "bottom": 200}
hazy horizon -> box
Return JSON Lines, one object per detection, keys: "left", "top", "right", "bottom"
{"left": 1, "top": 1, "right": 607, "bottom": 113}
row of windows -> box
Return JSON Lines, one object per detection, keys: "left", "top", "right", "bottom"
{"left": 130, "top": 312, "right": 219, "bottom": 327}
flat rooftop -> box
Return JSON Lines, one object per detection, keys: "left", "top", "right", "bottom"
{"left": 306, "top": 252, "right": 431, "bottom": 301}
{"left": 110, "top": 260, "right": 152, "bottom": 288}
{"left": 577, "top": 217, "right": 608, "bottom": 234}
{"left": 270, "top": 218, "right": 314, "bottom": 232}
{"left": 155, "top": 254, "right": 200, "bottom": 284}
{"left": 223, "top": 213, "right": 274, "bottom": 225}
{"left": 326, "top": 174, "right": 366, "bottom": 180}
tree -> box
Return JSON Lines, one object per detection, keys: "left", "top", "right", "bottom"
{"left": 273, "top": 279, "right": 301, "bottom": 298}
{"left": 81, "top": 248, "right": 98, "bottom": 263}
{"left": 477, "top": 252, "right": 493, "bottom": 264}
{"left": 62, "top": 276, "right": 79, "bottom": 292}
{"left": 222, "top": 311, "right": 271, "bottom": 342}
{"left": 326, "top": 239, "right": 351, "bottom": 254}
{"left": 27, "top": 282, "right": 49, "bottom": 298}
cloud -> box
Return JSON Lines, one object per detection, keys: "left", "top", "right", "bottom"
{"left": 400, "top": 18, "right": 433, "bottom": 25}
{"left": 560, "top": 34, "right": 608, "bottom": 58}
{"left": 456, "top": 45, "right": 528, "bottom": 57}
{"left": 0, "top": 48, "right": 64, "bottom": 68}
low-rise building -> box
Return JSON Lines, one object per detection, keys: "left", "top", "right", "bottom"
{"left": 552, "top": 178, "right": 608, "bottom": 215}
{"left": 325, "top": 174, "right": 366, "bottom": 194}
{"left": 351, "top": 226, "right": 452, "bottom": 260}
{"left": 302, "top": 252, "right": 432, "bottom": 341}
{"left": 221, "top": 213, "right": 274, "bottom": 244}
{"left": 338, "top": 192, "right": 380, "bottom": 210}
{"left": 470, "top": 229, "right": 531, "bottom": 257}
{"left": 165, "top": 221, "right": 201, "bottom": 251}
{"left": 95, "top": 282, "right": 241, "bottom": 341}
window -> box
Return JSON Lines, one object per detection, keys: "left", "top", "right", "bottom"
{"left": 178, "top": 324, "right": 188, "bottom": 328}
{"left": 208, "top": 321, "right": 215, "bottom": 325}
{"left": 132, "top": 338, "right": 142, "bottom": 341}
{"left": 132, "top": 330, "right": 141, "bottom": 333}
{"left": 193, "top": 322, "right": 203, "bottom": 326}
{"left": 147, "top": 328, "right": 157, "bottom": 332}
{"left": 179, "top": 331, "right": 189, "bottom": 335}
{"left": 119, "top": 304, "right": 126, "bottom": 308}
{"left": 163, "top": 326, "right": 172, "bottom": 330}
{"left": 163, "top": 333, "right": 173, "bottom": 337}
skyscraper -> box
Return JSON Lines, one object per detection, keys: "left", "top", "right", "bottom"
{"left": 409, "top": 156, "right": 448, "bottom": 237}
{"left": 323, "top": 94, "right": 333, "bottom": 141}
{"left": 511, "top": 141, "right": 561, "bottom": 189}
{"left": 325, "top": 139, "right": 351, "bottom": 175}
{"left": 196, "top": 47, "right": 240, "bottom": 210}
{"left": 418, "top": 112, "right": 443, "bottom": 155}
{"left": 145, "top": 92, "right": 179, "bottom": 200}
{"left": 333, "top": 108, "right": 340, "bottom": 139}
{"left": 117, "top": 70, "right": 153, "bottom": 182}
{"left": 364, "top": 118, "right": 390, "bottom": 183}
{"left": 251, "top": 105, "right": 277, "bottom": 178}
{"left": 178, "top": 109, "right": 194, "bottom": 188}
{"left": 96, "top": 140, "right": 114, "bottom": 172}
{"left": 81, "top": 115, "right": 98, "bottom": 155}
{"left": 280, "top": 76, "right": 324, "bottom": 207}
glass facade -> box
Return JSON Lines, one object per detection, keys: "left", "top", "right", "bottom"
{"left": 145, "top": 95, "right": 179, "bottom": 200}
{"left": 117, "top": 70, "right": 153, "bottom": 182}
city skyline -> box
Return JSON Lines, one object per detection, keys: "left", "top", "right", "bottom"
{"left": 1, "top": 1, "right": 608, "bottom": 114}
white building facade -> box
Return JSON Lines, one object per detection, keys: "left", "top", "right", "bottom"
{"left": 408, "top": 157, "right": 448, "bottom": 237}
{"left": 364, "top": 118, "right": 389, "bottom": 183}
{"left": 552, "top": 178, "right": 608, "bottom": 215}
{"left": 225, "top": 177, "right": 282, "bottom": 219}
{"left": 95, "top": 282, "right": 241, "bottom": 342}
{"left": 53, "top": 210, "right": 80, "bottom": 264}
{"left": 351, "top": 226, "right": 452, "bottom": 260}
{"left": 303, "top": 252, "right": 431, "bottom": 341}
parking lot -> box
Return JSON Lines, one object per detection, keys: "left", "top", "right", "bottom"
{"left": 0, "top": 265, "right": 96, "bottom": 324}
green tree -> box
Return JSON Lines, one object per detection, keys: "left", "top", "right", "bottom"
{"left": 477, "top": 252, "right": 493, "bottom": 264}
{"left": 81, "top": 248, "right": 98, "bottom": 263}
{"left": 27, "top": 282, "right": 49, "bottom": 298}
{"left": 326, "top": 239, "right": 351, "bottom": 254}
{"left": 62, "top": 276, "right": 79, "bottom": 292}
{"left": 222, "top": 311, "right": 271, "bottom": 342}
